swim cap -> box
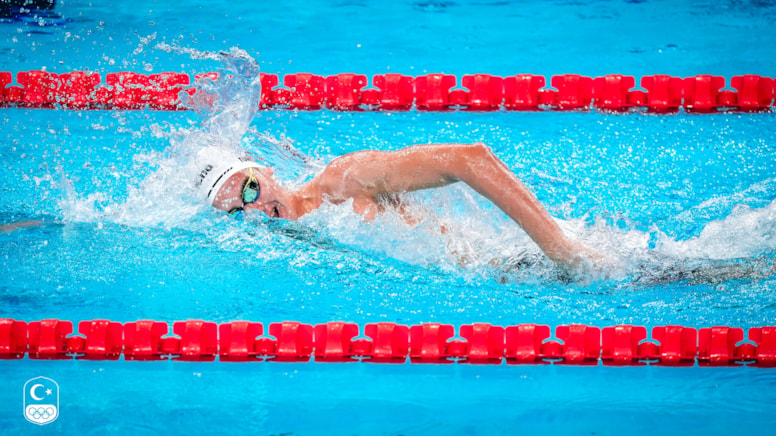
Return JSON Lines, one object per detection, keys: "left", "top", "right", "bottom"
{"left": 195, "top": 147, "right": 263, "bottom": 204}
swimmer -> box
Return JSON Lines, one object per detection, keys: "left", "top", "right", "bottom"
{"left": 197, "top": 142, "right": 603, "bottom": 274}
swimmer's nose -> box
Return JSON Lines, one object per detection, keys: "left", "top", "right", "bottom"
{"left": 243, "top": 202, "right": 264, "bottom": 213}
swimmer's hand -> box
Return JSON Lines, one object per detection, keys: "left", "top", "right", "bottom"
{"left": 552, "top": 241, "right": 618, "bottom": 281}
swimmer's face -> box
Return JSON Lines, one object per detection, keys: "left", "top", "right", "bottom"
{"left": 212, "top": 167, "right": 297, "bottom": 220}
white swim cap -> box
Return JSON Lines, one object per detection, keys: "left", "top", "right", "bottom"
{"left": 195, "top": 146, "right": 263, "bottom": 204}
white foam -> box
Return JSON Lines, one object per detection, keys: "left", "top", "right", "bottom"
{"left": 657, "top": 199, "right": 776, "bottom": 260}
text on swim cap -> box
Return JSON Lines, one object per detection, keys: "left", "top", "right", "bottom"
{"left": 197, "top": 164, "right": 213, "bottom": 187}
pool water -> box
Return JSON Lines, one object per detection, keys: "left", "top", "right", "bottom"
{"left": 2, "top": 0, "right": 776, "bottom": 434}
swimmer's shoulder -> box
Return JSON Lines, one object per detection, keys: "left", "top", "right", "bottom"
{"left": 313, "top": 151, "right": 384, "bottom": 201}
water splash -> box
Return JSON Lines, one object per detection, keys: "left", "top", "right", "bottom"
{"left": 307, "top": 177, "right": 776, "bottom": 286}
{"left": 51, "top": 48, "right": 776, "bottom": 287}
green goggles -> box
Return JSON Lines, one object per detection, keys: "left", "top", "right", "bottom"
{"left": 228, "top": 168, "right": 261, "bottom": 215}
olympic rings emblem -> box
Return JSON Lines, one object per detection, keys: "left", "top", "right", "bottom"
{"left": 29, "top": 406, "right": 56, "bottom": 420}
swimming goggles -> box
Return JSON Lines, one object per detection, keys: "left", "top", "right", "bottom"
{"left": 228, "top": 168, "right": 261, "bottom": 215}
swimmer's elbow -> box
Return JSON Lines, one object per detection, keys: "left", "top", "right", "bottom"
{"left": 452, "top": 142, "right": 491, "bottom": 155}
{"left": 453, "top": 142, "right": 498, "bottom": 175}
{"left": 457, "top": 142, "right": 495, "bottom": 163}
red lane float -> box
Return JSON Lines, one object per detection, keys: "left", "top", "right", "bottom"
{"left": 460, "top": 74, "right": 504, "bottom": 111}
{"left": 414, "top": 73, "right": 457, "bottom": 110}
{"left": 268, "top": 321, "right": 314, "bottom": 362}
{"left": 106, "top": 72, "right": 149, "bottom": 109}
{"left": 650, "top": 325, "right": 698, "bottom": 366}
{"left": 550, "top": 74, "right": 594, "bottom": 110}
{"left": 698, "top": 326, "right": 744, "bottom": 366}
{"left": 601, "top": 325, "right": 647, "bottom": 365}
{"left": 369, "top": 74, "right": 414, "bottom": 110}
{"left": 503, "top": 74, "right": 545, "bottom": 110}
{"left": 325, "top": 74, "right": 367, "bottom": 110}
{"left": 314, "top": 321, "right": 359, "bottom": 362}
{"left": 554, "top": 324, "right": 601, "bottom": 363}
{"left": 2, "top": 71, "right": 774, "bottom": 112}
{"left": 124, "top": 320, "right": 168, "bottom": 360}
{"left": 173, "top": 320, "right": 218, "bottom": 361}
{"left": 219, "top": 321, "right": 263, "bottom": 362}
{"left": 749, "top": 327, "right": 776, "bottom": 367}
{"left": 258, "top": 73, "right": 279, "bottom": 107}
{"left": 682, "top": 75, "right": 726, "bottom": 113}
{"left": 0, "top": 319, "right": 27, "bottom": 359}
{"left": 459, "top": 323, "right": 505, "bottom": 362}
{"left": 281, "top": 73, "right": 325, "bottom": 109}
{"left": 364, "top": 322, "right": 410, "bottom": 362}
{"left": 409, "top": 323, "right": 455, "bottom": 362}
{"left": 505, "top": 323, "right": 549, "bottom": 363}
{"left": 15, "top": 71, "right": 60, "bottom": 107}
{"left": 641, "top": 74, "right": 684, "bottom": 112}
{"left": 3, "top": 318, "right": 776, "bottom": 366}
{"left": 60, "top": 71, "right": 101, "bottom": 108}
{"left": 68, "top": 320, "right": 124, "bottom": 360}
{"left": 26, "top": 319, "right": 73, "bottom": 360}
{"left": 593, "top": 74, "right": 637, "bottom": 112}
{"left": 731, "top": 75, "right": 774, "bottom": 111}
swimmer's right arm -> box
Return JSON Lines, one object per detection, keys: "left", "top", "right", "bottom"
{"left": 319, "top": 143, "right": 596, "bottom": 270}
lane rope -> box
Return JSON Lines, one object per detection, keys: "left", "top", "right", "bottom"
{"left": 1, "top": 318, "right": 774, "bottom": 366}
{"left": 0, "top": 71, "right": 773, "bottom": 113}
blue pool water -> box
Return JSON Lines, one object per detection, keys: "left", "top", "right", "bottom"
{"left": 2, "top": 0, "right": 776, "bottom": 434}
